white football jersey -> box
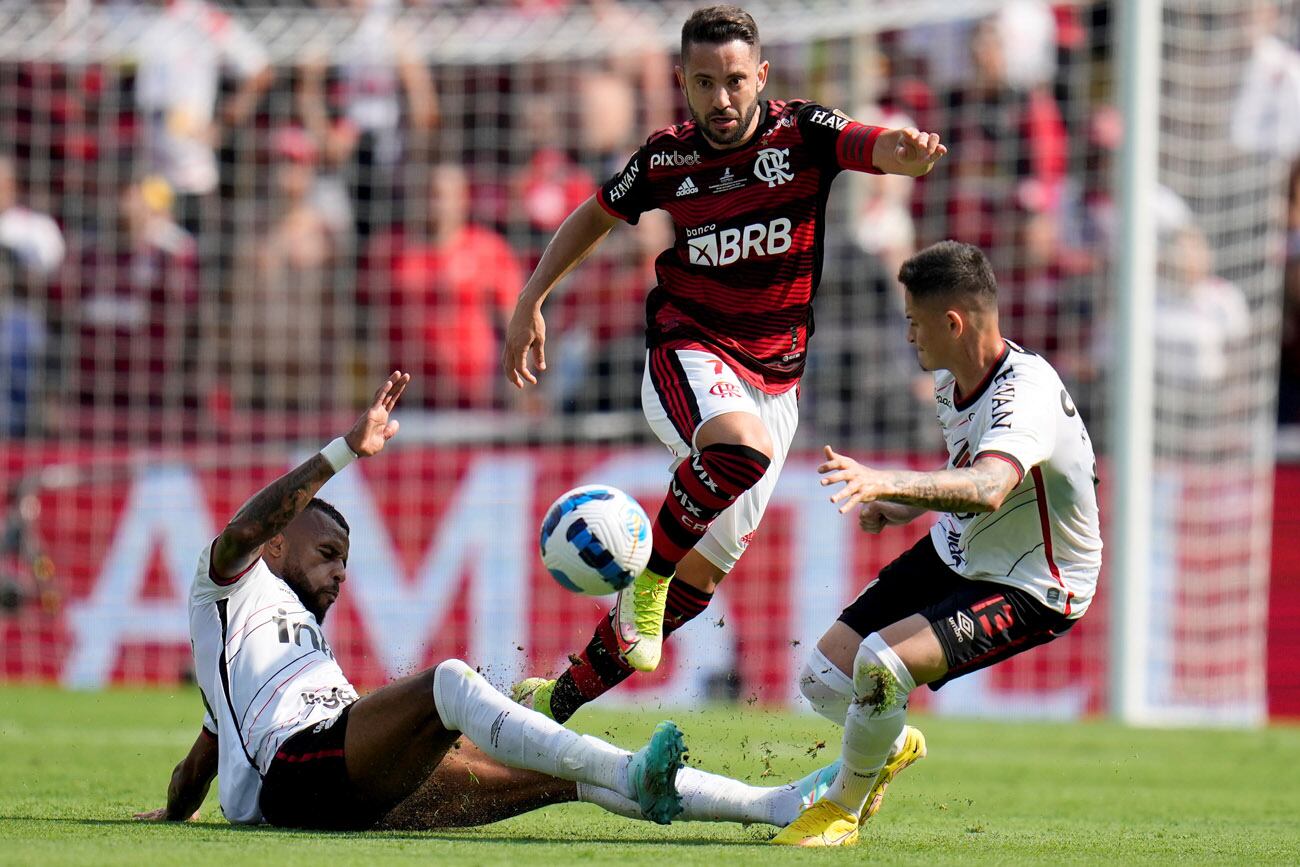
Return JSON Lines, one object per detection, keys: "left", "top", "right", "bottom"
{"left": 189, "top": 543, "right": 358, "bottom": 824}
{"left": 927, "top": 340, "right": 1102, "bottom": 617}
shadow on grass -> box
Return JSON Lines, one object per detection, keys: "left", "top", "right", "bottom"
{"left": 0, "top": 817, "right": 773, "bottom": 847}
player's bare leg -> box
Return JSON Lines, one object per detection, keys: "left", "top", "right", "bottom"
{"left": 516, "top": 545, "right": 729, "bottom": 722}
{"left": 343, "top": 669, "right": 463, "bottom": 810}
{"left": 377, "top": 741, "right": 577, "bottom": 829}
{"left": 345, "top": 659, "right": 686, "bottom": 824}
{"left": 774, "top": 616, "right": 938, "bottom": 847}
{"left": 615, "top": 410, "right": 773, "bottom": 672}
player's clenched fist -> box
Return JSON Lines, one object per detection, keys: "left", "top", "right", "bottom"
{"left": 873, "top": 126, "right": 948, "bottom": 177}
{"left": 858, "top": 502, "right": 891, "bottom": 534}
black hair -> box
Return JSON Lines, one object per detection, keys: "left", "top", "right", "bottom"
{"left": 681, "top": 5, "right": 759, "bottom": 58}
{"left": 898, "top": 240, "right": 999, "bottom": 309}
{"left": 306, "top": 497, "right": 350, "bottom": 536}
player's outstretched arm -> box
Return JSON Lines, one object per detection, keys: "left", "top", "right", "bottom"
{"left": 819, "top": 447, "right": 1019, "bottom": 515}
{"left": 502, "top": 195, "right": 621, "bottom": 389}
{"left": 871, "top": 127, "right": 948, "bottom": 177}
{"left": 210, "top": 371, "right": 410, "bottom": 579}
{"left": 133, "top": 728, "right": 218, "bottom": 822}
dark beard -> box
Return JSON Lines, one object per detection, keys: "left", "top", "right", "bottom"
{"left": 693, "top": 98, "right": 761, "bottom": 147}
{"left": 282, "top": 568, "right": 331, "bottom": 624}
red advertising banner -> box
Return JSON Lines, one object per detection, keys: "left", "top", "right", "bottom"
{"left": 35, "top": 447, "right": 1300, "bottom": 717}
{"left": 12, "top": 442, "right": 1257, "bottom": 721}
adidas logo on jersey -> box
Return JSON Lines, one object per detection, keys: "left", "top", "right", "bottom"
{"left": 676, "top": 177, "right": 699, "bottom": 197}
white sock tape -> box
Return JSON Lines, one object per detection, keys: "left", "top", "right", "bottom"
{"left": 320, "top": 437, "right": 357, "bottom": 473}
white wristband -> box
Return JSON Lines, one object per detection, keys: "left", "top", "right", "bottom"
{"left": 320, "top": 437, "right": 358, "bottom": 473}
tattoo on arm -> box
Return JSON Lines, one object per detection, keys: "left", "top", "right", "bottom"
{"left": 212, "top": 454, "right": 335, "bottom": 577}
{"left": 877, "top": 463, "right": 1015, "bottom": 513}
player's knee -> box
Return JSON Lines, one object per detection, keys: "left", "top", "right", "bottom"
{"left": 434, "top": 658, "right": 473, "bottom": 681}
{"left": 852, "top": 633, "right": 916, "bottom": 714}
{"left": 799, "top": 649, "right": 854, "bottom": 724}
{"left": 698, "top": 412, "right": 774, "bottom": 461}
{"left": 728, "top": 418, "right": 774, "bottom": 460}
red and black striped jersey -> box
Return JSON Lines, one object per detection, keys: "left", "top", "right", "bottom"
{"left": 597, "top": 99, "right": 885, "bottom": 394}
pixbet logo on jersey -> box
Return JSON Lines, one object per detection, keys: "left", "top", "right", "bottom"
{"left": 686, "top": 217, "right": 793, "bottom": 266}
{"left": 651, "top": 150, "right": 701, "bottom": 169}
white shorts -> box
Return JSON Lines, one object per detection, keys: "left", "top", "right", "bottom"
{"left": 641, "top": 348, "right": 799, "bottom": 572}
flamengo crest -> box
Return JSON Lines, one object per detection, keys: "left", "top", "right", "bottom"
{"left": 754, "top": 147, "right": 794, "bottom": 187}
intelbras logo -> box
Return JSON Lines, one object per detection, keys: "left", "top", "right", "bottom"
{"left": 685, "top": 217, "right": 792, "bottom": 267}
{"left": 651, "top": 150, "right": 701, "bottom": 169}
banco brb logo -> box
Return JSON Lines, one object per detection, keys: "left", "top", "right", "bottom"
{"left": 754, "top": 147, "right": 794, "bottom": 187}
{"left": 687, "top": 218, "right": 793, "bottom": 266}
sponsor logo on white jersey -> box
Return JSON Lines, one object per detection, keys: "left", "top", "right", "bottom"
{"left": 754, "top": 147, "right": 794, "bottom": 187}
{"left": 686, "top": 217, "right": 793, "bottom": 267}
{"left": 651, "top": 150, "right": 701, "bottom": 169}
{"left": 676, "top": 176, "right": 699, "bottom": 197}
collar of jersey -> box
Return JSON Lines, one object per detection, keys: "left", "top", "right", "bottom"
{"left": 953, "top": 339, "right": 1011, "bottom": 411}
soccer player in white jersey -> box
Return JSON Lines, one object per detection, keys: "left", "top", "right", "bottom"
{"left": 772, "top": 241, "right": 1103, "bottom": 847}
{"left": 134, "top": 371, "right": 839, "bottom": 832}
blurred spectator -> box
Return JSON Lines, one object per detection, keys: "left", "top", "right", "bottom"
{"left": 367, "top": 164, "right": 522, "bottom": 409}
{"left": 579, "top": 0, "right": 674, "bottom": 173}
{"left": 60, "top": 176, "right": 200, "bottom": 441}
{"left": 921, "top": 13, "right": 1069, "bottom": 354}
{"left": 511, "top": 96, "right": 597, "bottom": 246}
{"left": 0, "top": 156, "right": 66, "bottom": 283}
{"left": 897, "top": 0, "right": 1056, "bottom": 91}
{"left": 298, "top": 0, "right": 439, "bottom": 241}
{"left": 228, "top": 128, "right": 344, "bottom": 412}
{"left": 812, "top": 47, "right": 935, "bottom": 448}
{"left": 0, "top": 155, "right": 64, "bottom": 438}
{"left": 1154, "top": 222, "right": 1253, "bottom": 458}
{"left": 134, "top": 0, "right": 272, "bottom": 235}
{"left": 1230, "top": 0, "right": 1300, "bottom": 161}
{"left": 996, "top": 0, "right": 1059, "bottom": 91}
{"left": 845, "top": 49, "right": 919, "bottom": 280}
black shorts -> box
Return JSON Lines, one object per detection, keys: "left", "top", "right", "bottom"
{"left": 837, "top": 536, "right": 1077, "bottom": 690}
{"left": 259, "top": 703, "right": 384, "bottom": 831}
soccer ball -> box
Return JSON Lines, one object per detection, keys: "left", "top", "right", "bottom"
{"left": 539, "top": 485, "right": 651, "bottom": 596}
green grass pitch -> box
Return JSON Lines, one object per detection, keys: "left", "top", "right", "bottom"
{"left": 1, "top": 685, "right": 1298, "bottom": 865}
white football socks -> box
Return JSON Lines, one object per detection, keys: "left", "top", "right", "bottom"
{"left": 577, "top": 764, "right": 803, "bottom": 827}
{"left": 822, "top": 634, "right": 916, "bottom": 817}
{"left": 432, "top": 659, "right": 634, "bottom": 800}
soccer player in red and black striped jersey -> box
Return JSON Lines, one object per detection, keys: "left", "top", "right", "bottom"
{"left": 503, "top": 5, "right": 946, "bottom": 722}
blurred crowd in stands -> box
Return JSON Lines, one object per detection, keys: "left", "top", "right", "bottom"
{"left": 0, "top": 0, "right": 1295, "bottom": 449}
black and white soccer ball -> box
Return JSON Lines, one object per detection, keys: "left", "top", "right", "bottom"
{"left": 539, "top": 484, "right": 651, "bottom": 596}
